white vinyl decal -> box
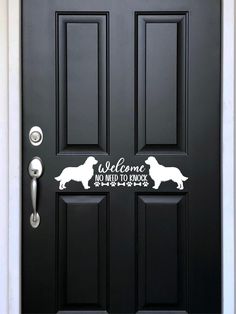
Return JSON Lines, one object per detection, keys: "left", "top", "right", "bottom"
{"left": 54, "top": 156, "right": 188, "bottom": 190}
{"left": 55, "top": 156, "right": 98, "bottom": 190}
{"left": 145, "top": 156, "right": 188, "bottom": 190}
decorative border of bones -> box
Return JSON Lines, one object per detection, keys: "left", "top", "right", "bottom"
{"left": 94, "top": 181, "right": 149, "bottom": 187}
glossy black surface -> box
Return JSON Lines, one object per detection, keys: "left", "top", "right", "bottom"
{"left": 22, "top": 0, "right": 221, "bottom": 313}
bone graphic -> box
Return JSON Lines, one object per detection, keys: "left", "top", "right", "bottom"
{"left": 101, "top": 182, "right": 109, "bottom": 187}
{"left": 133, "top": 182, "right": 142, "bottom": 187}
{"left": 117, "top": 182, "right": 126, "bottom": 187}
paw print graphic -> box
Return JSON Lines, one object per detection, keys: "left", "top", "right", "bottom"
{"left": 143, "top": 181, "right": 149, "bottom": 187}
{"left": 94, "top": 181, "right": 100, "bottom": 187}
{"left": 126, "top": 182, "right": 132, "bottom": 187}
{"left": 110, "top": 181, "right": 116, "bottom": 187}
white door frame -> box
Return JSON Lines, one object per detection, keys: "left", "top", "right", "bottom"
{"left": 0, "top": 0, "right": 235, "bottom": 313}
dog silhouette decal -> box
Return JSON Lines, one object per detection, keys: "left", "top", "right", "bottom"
{"left": 55, "top": 156, "right": 98, "bottom": 190}
{"left": 145, "top": 156, "right": 188, "bottom": 190}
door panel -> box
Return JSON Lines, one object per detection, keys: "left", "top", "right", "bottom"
{"left": 57, "top": 13, "right": 109, "bottom": 154}
{"left": 137, "top": 194, "right": 187, "bottom": 310}
{"left": 22, "top": 0, "right": 221, "bottom": 313}
{"left": 136, "top": 13, "right": 187, "bottom": 153}
{"left": 58, "top": 195, "right": 108, "bottom": 309}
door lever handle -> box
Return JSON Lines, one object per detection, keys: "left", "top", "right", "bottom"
{"left": 28, "top": 157, "right": 43, "bottom": 228}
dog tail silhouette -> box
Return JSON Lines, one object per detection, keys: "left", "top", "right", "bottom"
{"left": 181, "top": 176, "right": 188, "bottom": 181}
{"left": 54, "top": 175, "right": 61, "bottom": 181}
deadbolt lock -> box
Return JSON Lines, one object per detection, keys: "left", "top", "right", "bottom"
{"left": 29, "top": 126, "right": 43, "bottom": 146}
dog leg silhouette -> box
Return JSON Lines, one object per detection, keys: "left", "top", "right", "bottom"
{"left": 153, "top": 180, "right": 161, "bottom": 190}
{"left": 175, "top": 179, "right": 184, "bottom": 190}
{"left": 59, "top": 180, "right": 69, "bottom": 190}
{"left": 59, "top": 182, "right": 64, "bottom": 190}
{"left": 81, "top": 179, "right": 90, "bottom": 189}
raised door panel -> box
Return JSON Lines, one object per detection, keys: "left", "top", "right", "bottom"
{"left": 135, "top": 13, "right": 187, "bottom": 154}
{"left": 57, "top": 194, "right": 108, "bottom": 311}
{"left": 137, "top": 194, "right": 187, "bottom": 311}
{"left": 56, "top": 13, "right": 109, "bottom": 154}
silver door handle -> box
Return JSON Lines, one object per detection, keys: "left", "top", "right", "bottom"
{"left": 28, "top": 157, "right": 43, "bottom": 228}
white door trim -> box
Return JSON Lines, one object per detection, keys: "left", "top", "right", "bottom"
{"left": 0, "top": 0, "right": 234, "bottom": 313}
{"left": 8, "top": 0, "right": 21, "bottom": 313}
{"left": 0, "top": 0, "right": 21, "bottom": 313}
{"left": 0, "top": 0, "right": 10, "bottom": 313}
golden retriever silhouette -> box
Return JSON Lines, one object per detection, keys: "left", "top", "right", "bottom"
{"left": 55, "top": 156, "right": 98, "bottom": 190}
{"left": 145, "top": 156, "right": 188, "bottom": 190}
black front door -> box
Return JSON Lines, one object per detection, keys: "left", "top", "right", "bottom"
{"left": 22, "top": 0, "right": 221, "bottom": 313}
